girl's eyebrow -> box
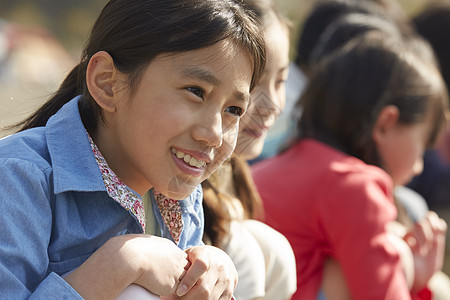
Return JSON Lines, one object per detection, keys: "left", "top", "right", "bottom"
{"left": 183, "top": 66, "right": 250, "bottom": 105}
{"left": 234, "top": 90, "right": 250, "bottom": 106}
{"left": 263, "top": 64, "right": 289, "bottom": 75}
{"left": 280, "top": 65, "right": 289, "bottom": 72}
{"left": 182, "top": 67, "right": 221, "bottom": 86}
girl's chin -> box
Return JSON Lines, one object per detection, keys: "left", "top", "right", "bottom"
{"left": 236, "top": 144, "right": 263, "bottom": 160}
{"left": 160, "top": 177, "right": 203, "bottom": 200}
{"left": 166, "top": 190, "right": 192, "bottom": 200}
{"left": 159, "top": 181, "right": 200, "bottom": 200}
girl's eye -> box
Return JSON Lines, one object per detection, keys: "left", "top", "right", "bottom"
{"left": 275, "top": 79, "right": 287, "bottom": 89}
{"left": 186, "top": 87, "right": 204, "bottom": 99}
{"left": 225, "top": 106, "right": 244, "bottom": 117}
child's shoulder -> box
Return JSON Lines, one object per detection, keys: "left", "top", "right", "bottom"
{"left": 324, "top": 155, "right": 394, "bottom": 210}
{"left": 0, "top": 127, "right": 51, "bottom": 171}
{"left": 329, "top": 151, "right": 391, "bottom": 189}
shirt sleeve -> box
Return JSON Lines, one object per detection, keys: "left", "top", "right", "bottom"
{"left": 30, "top": 273, "right": 83, "bottom": 299}
{"left": 320, "top": 170, "right": 411, "bottom": 300}
{"left": 0, "top": 159, "right": 82, "bottom": 299}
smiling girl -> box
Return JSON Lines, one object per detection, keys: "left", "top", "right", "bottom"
{"left": 0, "top": 0, "right": 266, "bottom": 299}
{"left": 253, "top": 32, "right": 448, "bottom": 300}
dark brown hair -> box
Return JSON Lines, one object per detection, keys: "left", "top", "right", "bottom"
{"left": 14, "top": 0, "right": 266, "bottom": 134}
{"left": 203, "top": 155, "right": 264, "bottom": 247}
{"left": 297, "top": 32, "right": 448, "bottom": 167}
{"left": 295, "top": 0, "right": 414, "bottom": 76}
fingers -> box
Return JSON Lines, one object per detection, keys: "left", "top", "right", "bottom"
{"left": 404, "top": 211, "right": 447, "bottom": 256}
{"left": 176, "top": 249, "right": 209, "bottom": 297}
{"left": 428, "top": 211, "right": 447, "bottom": 234}
{"left": 128, "top": 235, "right": 189, "bottom": 296}
{"left": 174, "top": 246, "right": 237, "bottom": 300}
{"left": 201, "top": 271, "right": 235, "bottom": 300}
{"left": 413, "top": 216, "right": 433, "bottom": 255}
{"left": 178, "top": 259, "right": 192, "bottom": 280}
{"left": 427, "top": 212, "right": 447, "bottom": 267}
{"left": 406, "top": 211, "right": 448, "bottom": 290}
{"left": 176, "top": 271, "right": 234, "bottom": 300}
{"left": 213, "top": 279, "right": 234, "bottom": 300}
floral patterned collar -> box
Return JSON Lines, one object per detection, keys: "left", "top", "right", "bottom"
{"left": 87, "top": 133, "right": 184, "bottom": 243}
{"left": 87, "top": 133, "right": 146, "bottom": 231}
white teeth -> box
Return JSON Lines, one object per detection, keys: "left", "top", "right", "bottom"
{"left": 171, "top": 148, "right": 206, "bottom": 168}
{"left": 190, "top": 157, "right": 198, "bottom": 166}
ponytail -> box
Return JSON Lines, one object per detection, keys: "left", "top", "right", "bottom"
{"left": 202, "top": 155, "right": 264, "bottom": 247}
{"left": 230, "top": 155, "right": 263, "bottom": 220}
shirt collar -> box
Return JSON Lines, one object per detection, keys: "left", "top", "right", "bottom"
{"left": 46, "top": 96, "right": 106, "bottom": 194}
{"left": 87, "top": 132, "right": 146, "bottom": 230}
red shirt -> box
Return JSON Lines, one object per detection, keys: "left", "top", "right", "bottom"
{"left": 252, "top": 139, "right": 412, "bottom": 300}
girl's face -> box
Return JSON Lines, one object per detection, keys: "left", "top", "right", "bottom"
{"left": 234, "top": 19, "right": 290, "bottom": 160}
{"left": 99, "top": 40, "right": 253, "bottom": 199}
{"left": 376, "top": 109, "right": 433, "bottom": 186}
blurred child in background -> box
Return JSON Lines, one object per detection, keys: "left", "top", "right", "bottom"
{"left": 202, "top": 0, "right": 297, "bottom": 299}
{"left": 253, "top": 32, "right": 448, "bottom": 300}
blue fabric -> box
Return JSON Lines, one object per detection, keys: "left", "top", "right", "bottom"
{"left": 0, "top": 96, "right": 204, "bottom": 298}
{"left": 394, "top": 185, "right": 428, "bottom": 223}
{"left": 317, "top": 290, "right": 327, "bottom": 300}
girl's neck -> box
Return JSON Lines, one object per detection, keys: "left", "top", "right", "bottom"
{"left": 94, "top": 126, "right": 149, "bottom": 196}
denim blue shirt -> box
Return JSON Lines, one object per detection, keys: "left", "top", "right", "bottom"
{"left": 0, "top": 96, "right": 204, "bottom": 299}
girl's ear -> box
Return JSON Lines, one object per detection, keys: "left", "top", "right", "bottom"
{"left": 86, "top": 51, "right": 119, "bottom": 113}
{"left": 372, "top": 105, "right": 400, "bottom": 145}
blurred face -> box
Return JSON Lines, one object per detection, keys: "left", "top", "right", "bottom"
{"left": 98, "top": 40, "right": 252, "bottom": 199}
{"left": 377, "top": 113, "right": 433, "bottom": 186}
{"left": 235, "top": 18, "right": 290, "bottom": 160}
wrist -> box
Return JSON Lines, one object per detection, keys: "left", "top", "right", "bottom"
{"left": 64, "top": 235, "right": 142, "bottom": 298}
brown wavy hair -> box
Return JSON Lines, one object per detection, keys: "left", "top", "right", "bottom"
{"left": 203, "top": 155, "right": 264, "bottom": 247}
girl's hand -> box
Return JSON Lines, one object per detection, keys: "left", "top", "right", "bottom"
{"left": 163, "top": 245, "right": 238, "bottom": 300}
{"left": 127, "top": 235, "right": 190, "bottom": 296}
{"left": 65, "top": 234, "right": 189, "bottom": 298}
{"left": 403, "top": 211, "right": 447, "bottom": 292}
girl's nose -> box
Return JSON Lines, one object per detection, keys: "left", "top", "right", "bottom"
{"left": 252, "top": 88, "right": 282, "bottom": 119}
{"left": 412, "top": 158, "right": 424, "bottom": 176}
{"left": 192, "top": 111, "right": 223, "bottom": 148}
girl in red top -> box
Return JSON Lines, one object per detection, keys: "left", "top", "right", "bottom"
{"left": 252, "top": 32, "right": 448, "bottom": 300}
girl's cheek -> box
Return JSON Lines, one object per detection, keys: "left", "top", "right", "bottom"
{"left": 207, "top": 123, "right": 239, "bottom": 175}
{"left": 224, "top": 123, "right": 239, "bottom": 151}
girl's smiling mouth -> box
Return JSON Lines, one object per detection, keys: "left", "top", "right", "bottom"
{"left": 243, "top": 127, "right": 267, "bottom": 138}
{"left": 171, "top": 148, "right": 209, "bottom": 176}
